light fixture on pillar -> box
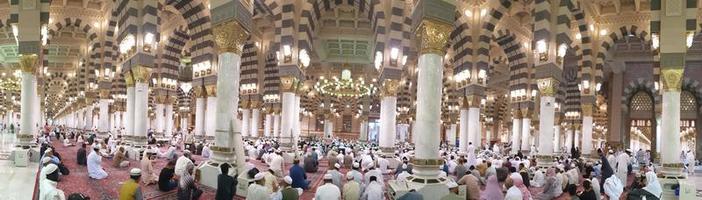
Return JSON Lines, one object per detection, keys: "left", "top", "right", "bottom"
{"left": 535, "top": 40, "right": 548, "bottom": 62}
{"left": 143, "top": 32, "right": 155, "bottom": 52}
{"left": 119, "top": 34, "right": 136, "bottom": 55}
{"left": 557, "top": 43, "right": 567, "bottom": 64}
{"left": 283, "top": 44, "right": 292, "bottom": 62}
{"left": 651, "top": 33, "right": 660, "bottom": 50}
{"left": 41, "top": 24, "right": 49, "bottom": 46}
{"left": 299, "top": 49, "right": 310, "bottom": 68}
{"left": 390, "top": 47, "right": 399, "bottom": 65}
{"left": 453, "top": 69, "right": 470, "bottom": 84}
{"left": 374, "top": 51, "right": 383, "bottom": 70}
{"left": 579, "top": 80, "right": 591, "bottom": 94}
{"left": 11, "top": 24, "right": 18, "bottom": 45}
{"left": 477, "top": 69, "right": 486, "bottom": 84}
{"left": 401, "top": 55, "right": 408, "bottom": 66}
{"left": 596, "top": 82, "right": 602, "bottom": 92}
{"left": 686, "top": 31, "right": 695, "bottom": 48}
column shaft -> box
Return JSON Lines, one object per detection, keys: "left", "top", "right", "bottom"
{"left": 126, "top": 86, "right": 135, "bottom": 138}
{"left": 280, "top": 92, "right": 296, "bottom": 149}
{"left": 273, "top": 114, "right": 280, "bottom": 138}
{"left": 467, "top": 107, "right": 480, "bottom": 147}
{"left": 459, "top": 109, "right": 469, "bottom": 152}
{"left": 413, "top": 53, "right": 443, "bottom": 178}
{"left": 250, "top": 109, "right": 260, "bottom": 137}
{"left": 379, "top": 96, "right": 397, "bottom": 154}
{"left": 133, "top": 82, "right": 149, "bottom": 146}
{"left": 194, "top": 98, "right": 205, "bottom": 136}
{"left": 581, "top": 115, "right": 593, "bottom": 155}
{"left": 205, "top": 96, "right": 218, "bottom": 139}
{"left": 264, "top": 114, "right": 272, "bottom": 137}
{"left": 18, "top": 71, "right": 35, "bottom": 145}
{"left": 155, "top": 104, "right": 164, "bottom": 134}
{"left": 538, "top": 96, "right": 555, "bottom": 156}
{"left": 165, "top": 104, "right": 173, "bottom": 136}
{"left": 511, "top": 118, "right": 522, "bottom": 154}
{"left": 241, "top": 109, "right": 250, "bottom": 137}
{"left": 521, "top": 118, "right": 531, "bottom": 151}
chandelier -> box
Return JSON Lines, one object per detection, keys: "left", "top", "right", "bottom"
{"left": 315, "top": 69, "right": 377, "bottom": 98}
{"left": 0, "top": 77, "right": 20, "bottom": 92}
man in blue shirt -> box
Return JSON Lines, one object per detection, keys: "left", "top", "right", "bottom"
{"left": 288, "top": 159, "right": 309, "bottom": 190}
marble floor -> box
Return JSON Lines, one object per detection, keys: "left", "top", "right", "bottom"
{"left": 0, "top": 131, "right": 38, "bottom": 200}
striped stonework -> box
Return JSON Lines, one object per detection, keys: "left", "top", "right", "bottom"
{"left": 495, "top": 31, "right": 530, "bottom": 102}
{"left": 262, "top": 50, "right": 281, "bottom": 108}
{"left": 160, "top": 27, "right": 189, "bottom": 82}
{"left": 598, "top": 25, "right": 651, "bottom": 86}
{"left": 241, "top": 40, "right": 260, "bottom": 102}
{"left": 163, "top": 0, "right": 214, "bottom": 68}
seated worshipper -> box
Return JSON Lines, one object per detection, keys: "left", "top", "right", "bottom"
{"left": 303, "top": 153, "right": 318, "bottom": 173}
{"left": 577, "top": 179, "right": 598, "bottom": 200}
{"left": 535, "top": 168, "right": 562, "bottom": 200}
{"left": 394, "top": 158, "right": 413, "bottom": 176}
{"left": 396, "top": 166, "right": 412, "bottom": 184}
{"left": 119, "top": 168, "right": 144, "bottom": 200}
{"left": 63, "top": 138, "right": 74, "bottom": 147}
{"left": 247, "top": 173, "right": 273, "bottom": 200}
{"left": 289, "top": 159, "right": 309, "bottom": 190}
{"left": 643, "top": 171, "right": 662, "bottom": 199}
{"left": 87, "top": 145, "right": 108, "bottom": 179}
{"left": 343, "top": 172, "right": 361, "bottom": 200}
{"left": 361, "top": 175, "right": 384, "bottom": 200}
{"left": 177, "top": 165, "right": 202, "bottom": 200}
{"left": 158, "top": 160, "right": 178, "bottom": 192}
{"left": 480, "top": 175, "right": 504, "bottom": 200}
{"left": 441, "top": 181, "right": 462, "bottom": 200}
{"left": 215, "top": 163, "right": 238, "bottom": 200}
{"left": 140, "top": 151, "right": 158, "bottom": 185}
{"left": 589, "top": 173, "right": 601, "bottom": 200}
{"left": 281, "top": 176, "right": 301, "bottom": 200}
{"left": 364, "top": 164, "right": 384, "bottom": 186}
{"left": 343, "top": 152, "right": 354, "bottom": 169}
{"left": 603, "top": 175, "right": 624, "bottom": 200}
{"left": 76, "top": 143, "right": 88, "bottom": 166}
{"left": 161, "top": 145, "right": 178, "bottom": 160}
{"left": 113, "top": 146, "right": 130, "bottom": 168}
{"left": 457, "top": 171, "right": 481, "bottom": 200}
{"left": 509, "top": 173, "right": 531, "bottom": 200}
{"left": 531, "top": 168, "right": 545, "bottom": 187}
{"left": 316, "top": 174, "right": 342, "bottom": 200}
{"left": 201, "top": 143, "right": 211, "bottom": 158}
{"left": 348, "top": 162, "right": 364, "bottom": 183}
{"left": 175, "top": 150, "right": 195, "bottom": 177}
{"left": 40, "top": 164, "right": 66, "bottom": 200}
{"left": 397, "top": 189, "right": 422, "bottom": 200}
{"left": 627, "top": 173, "right": 660, "bottom": 200}
{"left": 455, "top": 158, "right": 468, "bottom": 180}
{"left": 565, "top": 183, "right": 580, "bottom": 200}
{"left": 263, "top": 169, "right": 279, "bottom": 192}
{"left": 269, "top": 150, "right": 284, "bottom": 177}
{"left": 328, "top": 163, "right": 344, "bottom": 189}
{"left": 377, "top": 156, "right": 390, "bottom": 174}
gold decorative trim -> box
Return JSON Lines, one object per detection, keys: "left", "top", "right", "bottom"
{"left": 280, "top": 76, "right": 298, "bottom": 93}
{"left": 537, "top": 78, "right": 559, "bottom": 97}
{"left": 662, "top": 163, "right": 684, "bottom": 168}
{"left": 661, "top": 68, "right": 683, "bottom": 92}
{"left": 520, "top": 108, "right": 530, "bottom": 117}
{"left": 20, "top": 54, "right": 38, "bottom": 73}
{"left": 194, "top": 87, "right": 205, "bottom": 98}
{"left": 416, "top": 19, "right": 452, "bottom": 55}
{"left": 380, "top": 79, "right": 400, "bottom": 97}
{"left": 210, "top": 146, "right": 234, "bottom": 153}
{"left": 125, "top": 71, "right": 135, "bottom": 87}
{"left": 462, "top": 95, "right": 481, "bottom": 108}
{"left": 99, "top": 89, "right": 110, "bottom": 99}
{"left": 131, "top": 66, "right": 152, "bottom": 83}
{"left": 213, "top": 20, "right": 249, "bottom": 54}
{"left": 512, "top": 110, "right": 522, "bottom": 118}
{"left": 581, "top": 104, "right": 593, "bottom": 117}
{"left": 205, "top": 85, "right": 217, "bottom": 97}
{"left": 412, "top": 158, "right": 443, "bottom": 166}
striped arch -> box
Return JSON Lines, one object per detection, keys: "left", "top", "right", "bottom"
{"left": 478, "top": 0, "right": 513, "bottom": 78}
{"left": 177, "top": 86, "right": 194, "bottom": 112}
{"left": 563, "top": 67, "right": 581, "bottom": 113}
{"left": 570, "top": 8, "right": 595, "bottom": 83}
{"left": 163, "top": 0, "right": 214, "bottom": 66}
{"left": 160, "top": 26, "right": 189, "bottom": 81}
{"left": 494, "top": 30, "right": 529, "bottom": 96}
{"left": 450, "top": 10, "right": 472, "bottom": 84}
{"left": 682, "top": 78, "right": 702, "bottom": 109}
{"left": 48, "top": 17, "right": 100, "bottom": 88}
{"left": 47, "top": 17, "right": 99, "bottom": 42}
{"left": 621, "top": 78, "right": 660, "bottom": 112}
{"left": 240, "top": 39, "right": 260, "bottom": 102}
{"left": 599, "top": 25, "right": 651, "bottom": 81}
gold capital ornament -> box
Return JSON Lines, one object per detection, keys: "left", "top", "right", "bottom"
{"left": 99, "top": 89, "right": 110, "bottom": 99}
{"left": 380, "top": 79, "right": 401, "bottom": 97}
{"left": 537, "top": 78, "right": 559, "bottom": 97}
{"left": 125, "top": 71, "right": 135, "bottom": 87}
{"left": 205, "top": 85, "right": 217, "bottom": 97}
{"left": 20, "top": 54, "right": 39, "bottom": 73}
{"left": 512, "top": 110, "right": 522, "bottom": 118}
{"left": 213, "top": 20, "right": 249, "bottom": 54}
{"left": 193, "top": 86, "right": 205, "bottom": 98}
{"left": 462, "top": 95, "right": 481, "bottom": 108}
{"left": 131, "top": 66, "right": 152, "bottom": 83}
{"left": 661, "top": 68, "right": 683, "bottom": 92}
{"left": 581, "top": 104, "right": 593, "bottom": 117}
{"left": 280, "top": 76, "right": 298, "bottom": 93}
{"left": 416, "top": 19, "right": 452, "bottom": 55}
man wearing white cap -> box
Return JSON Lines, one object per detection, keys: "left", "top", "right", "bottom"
{"left": 269, "top": 150, "right": 284, "bottom": 177}
{"left": 247, "top": 172, "right": 272, "bottom": 200}
{"left": 328, "top": 163, "right": 344, "bottom": 189}
{"left": 40, "top": 164, "right": 66, "bottom": 200}
{"left": 440, "top": 181, "right": 461, "bottom": 200}
{"left": 119, "top": 168, "right": 143, "bottom": 200}
{"left": 361, "top": 175, "right": 383, "bottom": 200}
{"left": 87, "top": 144, "right": 108, "bottom": 179}
{"left": 280, "top": 176, "right": 299, "bottom": 200}
{"left": 343, "top": 172, "right": 361, "bottom": 200}
{"left": 175, "top": 150, "right": 194, "bottom": 177}
{"left": 364, "top": 164, "right": 383, "bottom": 186}
{"left": 615, "top": 149, "right": 630, "bottom": 185}
{"left": 315, "top": 174, "right": 341, "bottom": 200}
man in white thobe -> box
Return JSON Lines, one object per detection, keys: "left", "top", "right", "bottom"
{"left": 87, "top": 146, "right": 108, "bottom": 179}
{"left": 467, "top": 142, "right": 477, "bottom": 167}
{"left": 175, "top": 150, "right": 194, "bottom": 177}
{"left": 362, "top": 175, "right": 384, "bottom": 200}
{"left": 315, "top": 174, "right": 341, "bottom": 200}
{"left": 615, "top": 150, "right": 630, "bottom": 185}
{"left": 269, "top": 151, "right": 284, "bottom": 177}
{"left": 247, "top": 173, "right": 272, "bottom": 200}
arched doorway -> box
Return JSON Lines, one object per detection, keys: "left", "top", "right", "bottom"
{"left": 680, "top": 91, "right": 697, "bottom": 153}
{"left": 628, "top": 91, "right": 655, "bottom": 152}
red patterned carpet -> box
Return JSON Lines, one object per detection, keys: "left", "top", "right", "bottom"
{"left": 47, "top": 140, "right": 633, "bottom": 200}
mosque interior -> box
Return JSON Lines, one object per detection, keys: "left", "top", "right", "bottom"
{"left": 1, "top": 0, "right": 702, "bottom": 199}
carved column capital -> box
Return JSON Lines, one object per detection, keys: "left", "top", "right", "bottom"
{"left": 131, "top": 66, "right": 152, "bottom": 83}
{"left": 461, "top": 95, "right": 481, "bottom": 108}
{"left": 194, "top": 87, "right": 206, "bottom": 98}
{"left": 19, "top": 54, "right": 38, "bottom": 73}
{"left": 415, "top": 19, "right": 452, "bottom": 55}
{"left": 213, "top": 20, "right": 249, "bottom": 54}
{"left": 661, "top": 68, "right": 683, "bottom": 92}
{"left": 205, "top": 85, "right": 217, "bottom": 97}
{"left": 581, "top": 104, "right": 594, "bottom": 117}
{"left": 280, "top": 76, "right": 299, "bottom": 93}
{"left": 537, "top": 78, "right": 560, "bottom": 97}
{"left": 380, "top": 79, "right": 401, "bottom": 97}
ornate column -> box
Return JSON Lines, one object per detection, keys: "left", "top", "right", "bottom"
{"left": 131, "top": 66, "right": 152, "bottom": 147}
{"left": 164, "top": 96, "right": 175, "bottom": 136}
{"left": 263, "top": 113, "right": 272, "bottom": 137}
{"left": 17, "top": 55, "right": 37, "bottom": 146}
{"left": 154, "top": 96, "right": 165, "bottom": 135}
{"left": 98, "top": 89, "right": 110, "bottom": 138}
{"left": 581, "top": 104, "right": 594, "bottom": 156}
{"left": 198, "top": 17, "right": 249, "bottom": 189}
{"left": 250, "top": 101, "right": 260, "bottom": 138}
{"left": 240, "top": 105, "right": 250, "bottom": 137}
{"left": 323, "top": 117, "right": 333, "bottom": 139}
{"left": 125, "top": 75, "right": 136, "bottom": 143}
{"left": 511, "top": 110, "right": 522, "bottom": 154}
{"left": 279, "top": 76, "right": 299, "bottom": 151}
{"left": 205, "top": 85, "right": 217, "bottom": 140}
{"left": 459, "top": 107, "right": 469, "bottom": 152}
{"left": 520, "top": 108, "right": 531, "bottom": 152}
{"left": 359, "top": 116, "right": 369, "bottom": 142}
{"left": 536, "top": 78, "right": 558, "bottom": 160}
{"left": 410, "top": 17, "right": 452, "bottom": 185}
{"left": 379, "top": 79, "right": 399, "bottom": 156}
{"left": 273, "top": 113, "right": 280, "bottom": 138}
{"left": 194, "top": 87, "right": 206, "bottom": 138}
{"left": 447, "top": 123, "right": 457, "bottom": 147}
{"left": 465, "top": 95, "right": 481, "bottom": 149}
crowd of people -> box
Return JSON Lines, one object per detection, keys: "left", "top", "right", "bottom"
{"left": 31, "top": 124, "right": 700, "bottom": 200}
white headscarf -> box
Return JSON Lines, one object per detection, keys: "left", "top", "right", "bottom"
{"left": 603, "top": 175, "right": 623, "bottom": 199}
{"left": 643, "top": 171, "right": 662, "bottom": 198}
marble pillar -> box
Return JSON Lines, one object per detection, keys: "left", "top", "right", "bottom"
{"left": 553, "top": 126, "right": 560, "bottom": 152}
{"left": 280, "top": 91, "right": 296, "bottom": 150}
{"left": 447, "top": 124, "right": 457, "bottom": 147}
{"left": 126, "top": 81, "right": 136, "bottom": 142}
{"left": 132, "top": 66, "right": 152, "bottom": 147}
{"left": 155, "top": 103, "right": 164, "bottom": 134}
{"left": 273, "top": 114, "right": 280, "bottom": 138}
{"left": 660, "top": 77, "right": 682, "bottom": 175}
{"left": 98, "top": 97, "right": 110, "bottom": 137}
{"left": 250, "top": 108, "right": 260, "bottom": 138}
{"left": 467, "top": 107, "right": 481, "bottom": 148}
{"left": 511, "top": 113, "right": 522, "bottom": 154}
{"left": 165, "top": 104, "right": 174, "bottom": 136}
{"left": 412, "top": 43, "right": 444, "bottom": 179}
{"left": 264, "top": 114, "right": 272, "bottom": 137}
{"left": 359, "top": 119, "right": 368, "bottom": 141}
{"left": 459, "top": 109, "right": 469, "bottom": 152}
{"left": 194, "top": 95, "right": 205, "bottom": 137}
{"left": 521, "top": 117, "right": 531, "bottom": 152}
{"left": 323, "top": 119, "right": 333, "bottom": 139}
{"left": 379, "top": 87, "right": 398, "bottom": 155}
{"left": 293, "top": 95, "right": 301, "bottom": 140}
{"left": 536, "top": 85, "right": 556, "bottom": 160}
{"left": 581, "top": 112, "right": 593, "bottom": 156}
{"left": 17, "top": 55, "right": 36, "bottom": 146}
{"left": 241, "top": 109, "right": 250, "bottom": 137}
{"left": 205, "top": 87, "right": 217, "bottom": 140}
